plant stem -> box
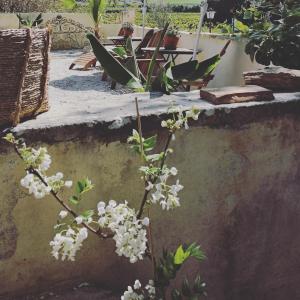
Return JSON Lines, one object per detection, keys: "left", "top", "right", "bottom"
{"left": 135, "top": 97, "right": 144, "bottom": 159}
{"left": 137, "top": 131, "right": 173, "bottom": 219}
{"left": 147, "top": 208, "right": 157, "bottom": 279}
{"left": 145, "top": 23, "right": 169, "bottom": 92}
{"left": 13, "top": 144, "right": 113, "bottom": 239}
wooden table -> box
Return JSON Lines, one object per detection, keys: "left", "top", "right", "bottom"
{"left": 107, "top": 36, "right": 143, "bottom": 46}
{"left": 141, "top": 47, "right": 202, "bottom": 64}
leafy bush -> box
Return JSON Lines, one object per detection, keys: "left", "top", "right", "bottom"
{"left": 245, "top": 1, "right": 300, "bottom": 69}
{"left": 0, "top": 0, "right": 59, "bottom": 12}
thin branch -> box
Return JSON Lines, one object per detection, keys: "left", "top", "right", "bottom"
{"left": 147, "top": 208, "right": 157, "bottom": 279}
{"left": 13, "top": 144, "right": 113, "bottom": 240}
{"left": 137, "top": 131, "right": 173, "bottom": 219}
{"left": 135, "top": 97, "right": 144, "bottom": 159}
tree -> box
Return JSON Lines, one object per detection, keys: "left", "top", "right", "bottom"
{"left": 62, "top": 0, "right": 106, "bottom": 38}
{"left": 244, "top": 1, "right": 300, "bottom": 69}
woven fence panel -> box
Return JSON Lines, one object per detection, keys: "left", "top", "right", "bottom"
{"left": 0, "top": 29, "right": 50, "bottom": 127}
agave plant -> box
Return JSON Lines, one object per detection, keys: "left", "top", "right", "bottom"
{"left": 87, "top": 26, "right": 231, "bottom": 94}
{"left": 17, "top": 13, "right": 43, "bottom": 28}
{"left": 62, "top": 0, "right": 106, "bottom": 38}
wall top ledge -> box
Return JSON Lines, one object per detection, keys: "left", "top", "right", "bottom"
{"left": 4, "top": 90, "right": 300, "bottom": 145}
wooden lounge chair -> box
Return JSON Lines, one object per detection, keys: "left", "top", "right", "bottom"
{"left": 69, "top": 52, "right": 97, "bottom": 70}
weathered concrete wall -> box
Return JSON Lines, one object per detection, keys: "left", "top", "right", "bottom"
{"left": 0, "top": 92, "right": 300, "bottom": 299}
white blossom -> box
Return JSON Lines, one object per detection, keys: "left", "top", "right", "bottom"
{"left": 64, "top": 181, "right": 73, "bottom": 188}
{"left": 50, "top": 227, "right": 88, "bottom": 261}
{"left": 20, "top": 171, "right": 73, "bottom": 199}
{"left": 97, "top": 201, "right": 148, "bottom": 263}
{"left": 134, "top": 280, "right": 142, "bottom": 290}
{"left": 21, "top": 147, "right": 52, "bottom": 172}
{"left": 149, "top": 167, "right": 184, "bottom": 211}
{"left": 145, "top": 181, "right": 154, "bottom": 191}
{"left": 20, "top": 173, "right": 51, "bottom": 199}
{"left": 75, "top": 216, "right": 83, "bottom": 224}
{"left": 59, "top": 210, "right": 68, "bottom": 219}
{"left": 121, "top": 280, "right": 156, "bottom": 300}
{"left": 142, "top": 217, "right": 150, "bottom": 226}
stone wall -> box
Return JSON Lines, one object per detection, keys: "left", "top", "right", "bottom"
{"left": 0, "top": 92, "right": 300, "bottom": 299}
{"left": 0, "top": 12, "right": 128, "bottom": 50}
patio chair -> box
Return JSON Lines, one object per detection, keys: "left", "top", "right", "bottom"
{"left": 137, "top": 30, "right": 165, "bottom": 77}
{"left": 135, "top": 29, "right": 154, "bottom": 57}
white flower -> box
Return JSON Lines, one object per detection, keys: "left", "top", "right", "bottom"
{"left": 145, "top": 181, "right": 154, "bottom": 191}
{"left": 75, "top": 216, "right": 83, "bottom": 224}
{"left": 170, "top": 167, "right": 178, "bottom": 176}
{"left": 20, "top": 172, "right": 52, "bottom": 199}
{"left": 142, "top": 217, "right": 150, "bottom": 226}
{"left": 20, "top": 170, "right": 73, "bottom": 198}
{"left": 122, "top": 279, "right": 156, "bottom": 300}
{"left": 134, "top": 280, "right": 142, "bottom": 290}
{"left": 50, "top": 226, "right": 88, "bottom": 261}
{"left": 184, "top": 120, "right": 189, "bottom": 130}
{"left": 145, "top": 280, "right": 156, "bottom": 298}
{"left": 97, "top": 201, "right": 148, "bottom": 263}
{"left": 64, "top": 181, "right": 73, "bottom": 188}
{"left": 161, "top": 120, "right": 168, "bottom": 128}
{"left": 56, "top": 172, "right": 63, "bottom": 180}
{"left": 149, "top": 167, "right": 183, "bottom": 211}
{"left": 59, "top": 210, "right": 68, "bottom": 219}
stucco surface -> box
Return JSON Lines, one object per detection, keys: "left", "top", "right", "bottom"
{"left": 1, "top": 94, "right": 300, "bottom": 299}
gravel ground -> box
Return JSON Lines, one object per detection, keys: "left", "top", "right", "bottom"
{"left": 49, "top": 50, "right": 132, "bottom": 105}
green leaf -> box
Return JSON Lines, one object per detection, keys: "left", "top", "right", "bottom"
{"left": 235, "top": 20, "right": 249, "bottom": 34}
{"left": 171, "top": 289, "right": 182, "bottom": 300}
{"left": 62, "top": 0, "right": 77, "bottom": 10}
{"left": 76, "top": 178, "right": 94, "bottom": 195}
{"left": 193, "top": 275, "right": 206, "bottom": 295}
{"left": 3, "top": 133, "right": 15, "bottom": 143}
{"left": 111, "top": 46, "right": 128, "bottom": 59}
{"left": 82, "top": 209, "right": 94, "bottom": 219}
{"left": 146, "top": 152, "right": 164, "bottom": 162}
{"left": 182, "top": 278, "right": 192, "bottom": 297}
{"left": 168, "top": 55, "right": 221, "bottom": 81}
{"left": 69, "top": 195, "right": 79, "bottom": 205}
{"left": 145, "top": 23, "right": 169, "bottom": 91}
{"left": 174, "top": 243, "right": 205, "bottom": 265}
{"left": 143, "top": 135, "right": 157, "bottom": 152}
{"left": 174, "top": 245, "right": 190, "bottom": 265}
{"left": 186, "top": 243, "right": 206, "bottom": 262}
{"left": 86, "top": 33, "right": 143, "bottom": 90}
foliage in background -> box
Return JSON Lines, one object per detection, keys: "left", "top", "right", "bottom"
{"left": 0, "top": 0, "right": 59, "bottom": 12}
{"left": 17, "top": 13, "right": 43, "bottom": 28}
{"left": 244, "top": 0, "right": 300, "bottom": 69}
{"left": 62, "top": 0, "right": 107, "bottom": 37}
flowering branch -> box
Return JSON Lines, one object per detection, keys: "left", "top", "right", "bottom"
{"left": 137, "top": 132, "right": 173, "bottom": 219}
{"left": 3, "top": 102, "right": 206, "bottom": 299}
{"left": 11, "top": 141, "right": 112, "bottom": 239}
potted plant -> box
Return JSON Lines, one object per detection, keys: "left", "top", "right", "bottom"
{"left": 121, "top": 22, "right": 134, "bottom": 37}
{"left": 164, "top": 27, "right": 180, "bottom": 50}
